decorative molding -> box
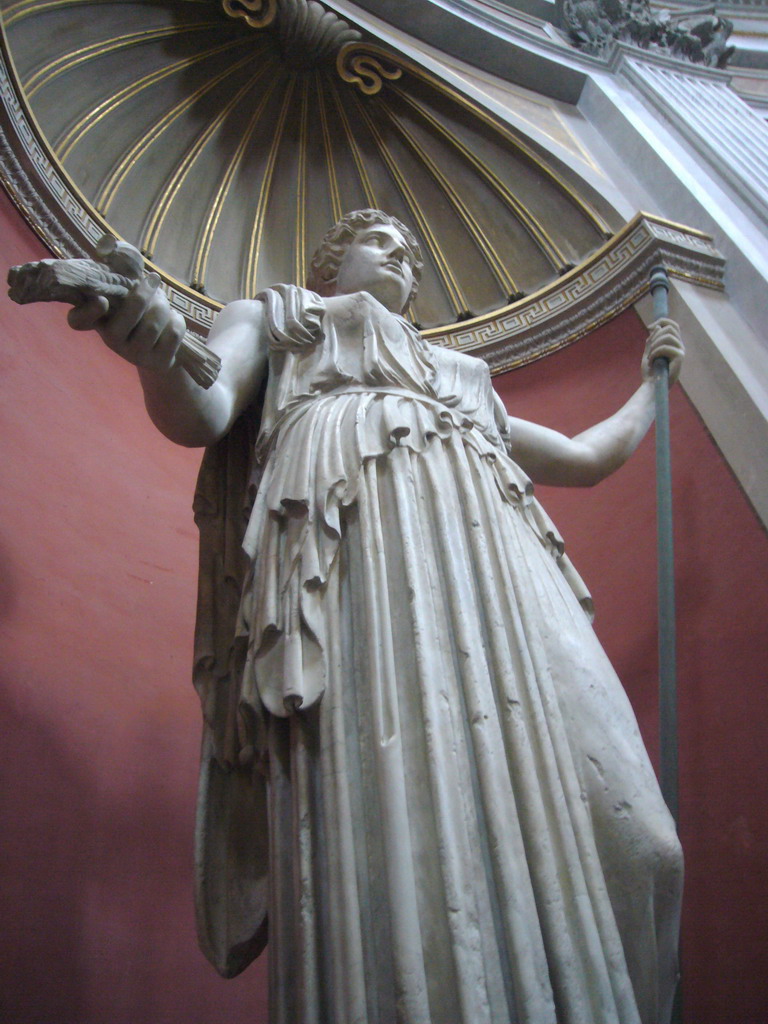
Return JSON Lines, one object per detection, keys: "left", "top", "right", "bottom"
{"left": 336, "top": 41, "right": 403, "bottom": 94}
{"left": 0, "top": 129, "right": 85, "bottom": 259}
{"left": 222, "top": 0, "right": 406, "bottom": 94}
{"left": 424, "top": 213, "right": 725, "bottom": 373}
{"left": 0, "top": 55, "right": 100, "bottom": 258}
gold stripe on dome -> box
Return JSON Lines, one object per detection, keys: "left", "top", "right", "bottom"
{"left": 375, "top": 100, "right": 519, "bottom": 298}
{"left": 4, "top": 0, "right": 212, "bottom": 23}
{"left": 318, "top": 74, "right": 343, "bottom": 226}
{"left": 406, "top": 63, "right": 612, "bottom": 238}
{"left": 142, "top": 61, "right": 274, "bottom": 259}
{"left": 24, "top": 22, "right": 221, "bottom": 96}
{"left": 192, "top": 75, "right": 281, "bottom": 290}
{"left": 389, "top": 86, "right": 569, "bottom": 272}
{"left": 327, "top": 76, "right": 377, "bottom": 209}
{"left": 295, "top": 77, "right": 310, "bottom": 287}
{"left": 57, "top": 38, "right": 253, "bottom": 163}
{"left": 95, "top": 49, "right": 263, "bottom": 215}
{"left": 351, "top": 90, "right": 468, "bottom": 316}
{"left": 244, "top": 80, "right": 297, "bottom": 298}
{"left": 4, "top": 0, "right": 110, "bottom": 28}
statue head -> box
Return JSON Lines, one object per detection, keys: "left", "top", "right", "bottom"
{"left": 306, "top": 209, "right": 423, "bottom": 313}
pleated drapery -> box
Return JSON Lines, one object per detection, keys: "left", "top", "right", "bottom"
{"left": 233, "top": 287, "right": 682, "bottom": 1024}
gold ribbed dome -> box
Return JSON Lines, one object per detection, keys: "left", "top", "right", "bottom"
{"left": 2, "top": 0, "right": 616, "bottom": 328}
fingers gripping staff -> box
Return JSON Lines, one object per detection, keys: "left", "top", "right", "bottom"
{"left": 7, "top": 235, "right": 222, "bottom": 389}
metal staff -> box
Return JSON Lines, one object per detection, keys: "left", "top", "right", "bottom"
{"left": 649, "top": 265, "right": 678, "bottom": 827}
{"left": 650, "top": 265, "right": 682, "bottom": 1024}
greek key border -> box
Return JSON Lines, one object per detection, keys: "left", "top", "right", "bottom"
{"left": 425, "top": 214, "right": 725, "bottom": 372}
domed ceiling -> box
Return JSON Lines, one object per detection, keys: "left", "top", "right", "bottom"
{"left": 1, "top": 0, "right": 618, "bottom": 330}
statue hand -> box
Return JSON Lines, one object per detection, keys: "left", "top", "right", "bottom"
{"left": 67, "top": 273, "right": 187, "bottom": 375}
{"left": 642, "top": 318, "right": 684, "bottom": 385}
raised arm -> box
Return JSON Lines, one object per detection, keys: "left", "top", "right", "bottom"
{"left": 68, "top": 275, "right": 268, "bottom": 448}
{"left": 507, "top": 319, "right": 683, "bottom": 487}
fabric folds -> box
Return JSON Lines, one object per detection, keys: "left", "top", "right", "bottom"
{"left": 215, "top": 286, "right": 681, "bottom": 1023}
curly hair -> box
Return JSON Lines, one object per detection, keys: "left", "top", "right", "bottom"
{"left": 306, "top": 209, "right": 423, "bottom": 311}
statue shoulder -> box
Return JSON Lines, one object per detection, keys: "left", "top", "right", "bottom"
{"left": 206, "top": 295, "right": 276, "bottom": 360}
{"left": 213, "top": 297, "right": 268, "bottom": 334}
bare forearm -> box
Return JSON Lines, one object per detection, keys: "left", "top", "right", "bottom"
{"left": 569, "top": 380, "right": 656, "bottom": 484}
{"left": 138, "top": 365, "right": 238, "bottom": 447}
{"left": 508, "top": 380, "right": 656, "bottom": 487}
{"left": 508, "top": 319, "right": 683, "bottom": 488}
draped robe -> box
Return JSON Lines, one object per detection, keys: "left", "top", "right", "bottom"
{"left": 193, "top": 286, "right": 683, "bottom": 1024}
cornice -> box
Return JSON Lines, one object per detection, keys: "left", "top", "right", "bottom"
{"left": 425, "top": 213, "right": 725, "bottom": 372}
{"left": 607, "top": 39, "right": 737, "bottom": 81}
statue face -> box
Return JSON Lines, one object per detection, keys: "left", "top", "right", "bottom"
{"left": 334, "top": 223, "right": 415, "bottom": 313}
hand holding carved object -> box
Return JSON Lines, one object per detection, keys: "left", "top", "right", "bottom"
{"left": 7, "top": 235, "right": 221, "bottom": 388}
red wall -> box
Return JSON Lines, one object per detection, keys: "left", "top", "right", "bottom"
{"left": 0, "top": 192, "right": 267, "bottom": 1023}
{"left": 1, "top": 190, "right": 766, "bottom": 1022}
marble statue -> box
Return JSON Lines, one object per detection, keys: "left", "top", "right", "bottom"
{"left": 44, "top": 210, "right": 685, "bottom": 1023}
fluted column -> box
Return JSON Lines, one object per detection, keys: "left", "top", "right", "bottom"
{"left": 618, "top": 51, "right": 768, "bottom": 226}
